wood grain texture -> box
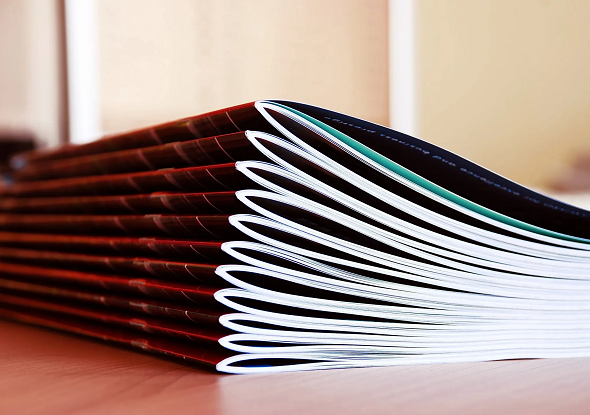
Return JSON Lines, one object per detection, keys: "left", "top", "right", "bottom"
{"left": 3, "top": 319, "right": 590, "bottom": 415}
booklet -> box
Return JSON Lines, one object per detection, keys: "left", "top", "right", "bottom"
{"left": 1, "top": 100, "right": 590, "bottom": 374}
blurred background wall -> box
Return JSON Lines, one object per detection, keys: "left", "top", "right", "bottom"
{"left": 418, "top": 0, "right": 590, "bottom": 188}
{"left": 1, "top": 0, "right": 590, "bottom": 190}
{"left": 98, "top": 0, "right": 389, "bottom": 133}
{"left": 0, "top": 0, "right": 64, "bottom": 147}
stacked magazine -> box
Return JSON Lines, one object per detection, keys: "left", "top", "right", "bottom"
{"left": 1, "top": 100, "right": 590, "bottom": 374}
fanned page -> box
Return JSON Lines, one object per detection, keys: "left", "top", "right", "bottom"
{"left": 1, "top": 100, "right": 589, "bottom": 374}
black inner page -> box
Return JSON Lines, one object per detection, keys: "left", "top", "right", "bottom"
{"left": 274, "top": 101, "right": 590, "bottom": 239}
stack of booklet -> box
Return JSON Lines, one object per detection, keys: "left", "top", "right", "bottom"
{"left": 1, "top": 100, "right": 590, "bottom": 374}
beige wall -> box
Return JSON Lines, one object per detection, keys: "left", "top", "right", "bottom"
{"left": 98, "top": 0, "right": 389, "bottom": 134}
{"left": 417, "top": 0, "right": 590, "bottom": 188}
{"left": 99, "top": 0, "right": 590, "bottom": 188}
{"left": 0, "top": 0, "right": 63, "bottom": 147}
{"left": 3, "top": 0, "right": 590, "bottom": 190}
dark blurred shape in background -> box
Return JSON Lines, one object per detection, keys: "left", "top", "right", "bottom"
{"left": 0, "top": 130, "right": 36, "bottom": 183}
{"left": 549, "top": 150, "right": 590, "bottom": 193}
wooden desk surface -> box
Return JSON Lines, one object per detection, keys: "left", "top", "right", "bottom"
{"left": 2, "top": 319, "right": 590, "bottom": 415}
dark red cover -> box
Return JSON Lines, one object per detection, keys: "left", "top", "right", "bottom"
{"left": 0, "top": 191, "right": 246, "bottom": 215}
{"left": 0, "top": 102, "right": 274, "bottom": 370}
{"left": 11, "top": 102, "right": 263, "bottom": 164}
{"left": 0, "top": 163, "right": 252, "bottom": 198}
{"left": 0, "top": 292, "right": 226, "bottom": 343}
{"left": 14, "top": 131, "right": 261, "bottom": 182}
{"left": 0, "top": 305, "right": 232, "bottom": 368}
{"left": 0, "top": 261, "right": 222, "bottom": 305}
{"left": 0, "top": 278, "right": 225, "bottom": 326}
{"left": 0, "top": 232, "right": 228, "bottom": 260}
{"left": 0, "top": 213, "right": 240, "bottom": 238}
{"left": 0, "top": 247, "right": 224, "bottom": 283}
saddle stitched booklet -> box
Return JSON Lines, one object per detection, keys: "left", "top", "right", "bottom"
{"left": 1, "top": 100, "right": 590, "bottom": 374}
